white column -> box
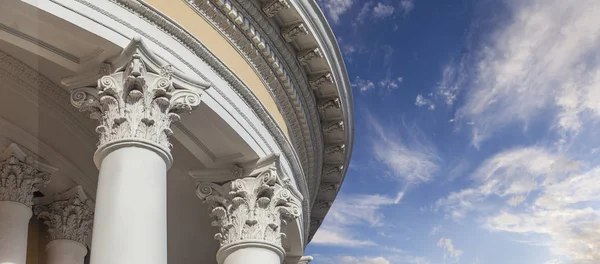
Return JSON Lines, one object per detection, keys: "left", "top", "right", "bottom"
{"left": 35, "top": 185, "right": 94, "bottom": 264}
{"left": 285, "top": 256, "right": 313, "bottom": 264}
{"left": 0, "top": 144, "right": 54, "bottom": 264}
{"left": 69, "top": 38, "right": 203, "bottom": 264}
{"left": 195, "top": 162, "right": 301, "bottom": 264}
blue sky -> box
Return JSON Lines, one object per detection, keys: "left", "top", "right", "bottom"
{"left": 306, "top": 0, "right": 600, "bottom": 263}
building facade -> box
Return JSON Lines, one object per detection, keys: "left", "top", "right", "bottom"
{"left": 0, "top": 0, "right": 353, "bottom": 264}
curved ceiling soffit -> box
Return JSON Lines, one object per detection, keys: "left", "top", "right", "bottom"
{"left": 0, "top": 51, "right": 98, "bottom": 198}
{"left": 182, "top": 0, "right": 318, "bottom": 191}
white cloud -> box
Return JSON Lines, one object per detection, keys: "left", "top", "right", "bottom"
{"left": 380, "top": 77, "right": 403, "bottom": 90}
{"left": 352, "top": 76, "right": 403, "bottom": 93}
{"left": 415, "top": 94, "right": 435, "bottom": 110}
{"left": 435, "top": 147, "right": 580, "bottom": 219}
{"left": 317, "top": 0, "right": 354, "bottom": 23}
{"left": 453, "top": 0, "right": 600, "bottom": 146}
{"left": 337, "top": 256, "right": 391, "bottom": 264}
{"left": 430, "top": 225, "right": 442, "bottom": 236}
{"left": 435, "top": 146, "right": 600, "bottom": 262}
{"left": 369, "top": 115, "right": 440, "bottom": 183}
{"left": 373, "top": 3, "right": 394, "bottom": 18}
{"left": 353, "top": 76, "right": 376, "bottom": 92}
{"left": 436, "top": 59, "right": 466, "bottom": 106}
{"left": 312, "top": 226, "right": 376, "bottom": 247}
{"left": 312, "top": 192, "right": 400, "bottom": 247}
{"left": 399, "top": 0, "right": 415, "bottom": 15}
{"left": 437, "top": 237, "right": 464, "bottom": 262}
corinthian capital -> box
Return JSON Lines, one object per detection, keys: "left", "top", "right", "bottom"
{"left": 195, "top": 165, "right": 301, "bottom": 249}
{"left": 68, "top": 37, "right": 209, "bottom": 158}
{"left": 0, "top": 143, "right": 56, "bottom": 207}
{"left": 35, "top": 186, "right": 94, "bottom": 245}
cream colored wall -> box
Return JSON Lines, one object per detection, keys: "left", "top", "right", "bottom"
{"left": 143, "top": 0, "right": 290, "bottom": 139}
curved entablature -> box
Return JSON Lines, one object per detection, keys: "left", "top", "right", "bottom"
{"left": 139, "top": 0, "right": 354, "bottom": 241}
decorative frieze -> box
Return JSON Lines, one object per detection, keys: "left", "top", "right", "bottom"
{"left": 0, "top": 144, "right": 55, "bottom": 207}
{"left": 34, "top": 186, "right": 94, "bottom": 245}
{"left": 322, "top": 165, "right": 343, "bottom": 180}
{"left": 282, "top": 23, "right": 308, "bottom": 42}
{"left": 262, "top": 0, "right": 290, "bottom": 17}
{"left": 309, "top": 73, "right": 333, "bottom": 91}
{"left": 323, "top": 120, "right": 344, "bottom": 135}
{"left": 298, "top": 48, "right": 323, "bottom": 65}
{"left": 70, "top": 38, "right": 204, "bottom": 153}
{"left": 196, "top": 167, "right": 301, "bottom": 249}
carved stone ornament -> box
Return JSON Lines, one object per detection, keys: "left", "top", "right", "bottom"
{"left": 309, "top": 73, "right": 333, "bottom": 91}
{"left": 282, "top": 23, "right": 309, "bottom": 42}
{"left": 69, "top": 37, "right": 208, "bottom": 158}
{"left": 34, "top": 186, "right": 94, "bottom": 245}
{"left": 0, "top": 143, "right": 56, "bottom": 207}
{"left": 262, "top": 0, "right": 290, "bottom": 17}
{"left": 196, "top": 167, "right": 301, "bottom": 249}
{"left": 323, "top": 120, "right": 344, "bottom": 135}
{"left": 298, "top": 48, "right": 323, "bottom": 65}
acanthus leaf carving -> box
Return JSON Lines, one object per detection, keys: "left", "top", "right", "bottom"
{"left": 196, "top": 167, "right": 301, "bottom": 249}
{"left": 262, "top": 0, "right": 290, "bottom": 17}
{"left": 309, "top": 73, "right": 333, "bottom": 91}
{"left": 70, "top": 49, "right": 202, "bottom": 152}
{"left": 282, "top": 23, "right": 308, "bottom": 42}
{"left": 0, "top": 144, "right": 55, "bottom": 207}
{"left": 323, "top": 120, "right": 344, "bottom": 135}
{"left": 34, "top": 186, "right": 94, "bottom": 245}
{"left": 298, "top": 48, "right": 323, "bottom": 65}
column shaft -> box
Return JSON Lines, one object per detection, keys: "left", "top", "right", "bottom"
{"left": 0, "top": 201, "right": 32, "bottom": 264}
{"left": 46, "top": 240, "right": 87, "bottom": 264}
{"left": 90, "top": 146, "right": 167, "bottom": 264}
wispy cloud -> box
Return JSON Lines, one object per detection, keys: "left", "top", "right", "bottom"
{"left": 312, "top": 193, "right": 401, "bottom": 247}
{"left": 368, "top": 114, "right": 440, "bottom": 183}
{"left": 372, "top": 3, "right": 395, "bottom": 18}
{"left": 434, "top": 146, "right": 600, "bottom": 262}
{"left": 437, "top": 237, "right": 464, "bottom": 263}
{"left": 352, "top": 76, "right": 403, "bottom": 93}
{"left": 452, "top": 0, "right": 600, "bottom": 147}
{"left": 317, "top": 0, "right": 354, "bottom": 24}
{"left": 415, "top": 94, "right": 435, "bottom": 110}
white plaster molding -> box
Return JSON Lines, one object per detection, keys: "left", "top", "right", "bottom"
{"left": 34, "top": 185, "right": 94, "bottom": 245}
{"left": 0, "top": 143, "right": 57, "bottom": 207}
{"left": 285, "top": 256, "right": 313, "bottom": 264}
{"left": 297, "top": 48, "right": 323, "bottom": 65}
{"left": 69, "top": 37, "right": 208, "bottom": 166}
{"left": 195, "top": 159, "right": 301, "bottom": 250}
